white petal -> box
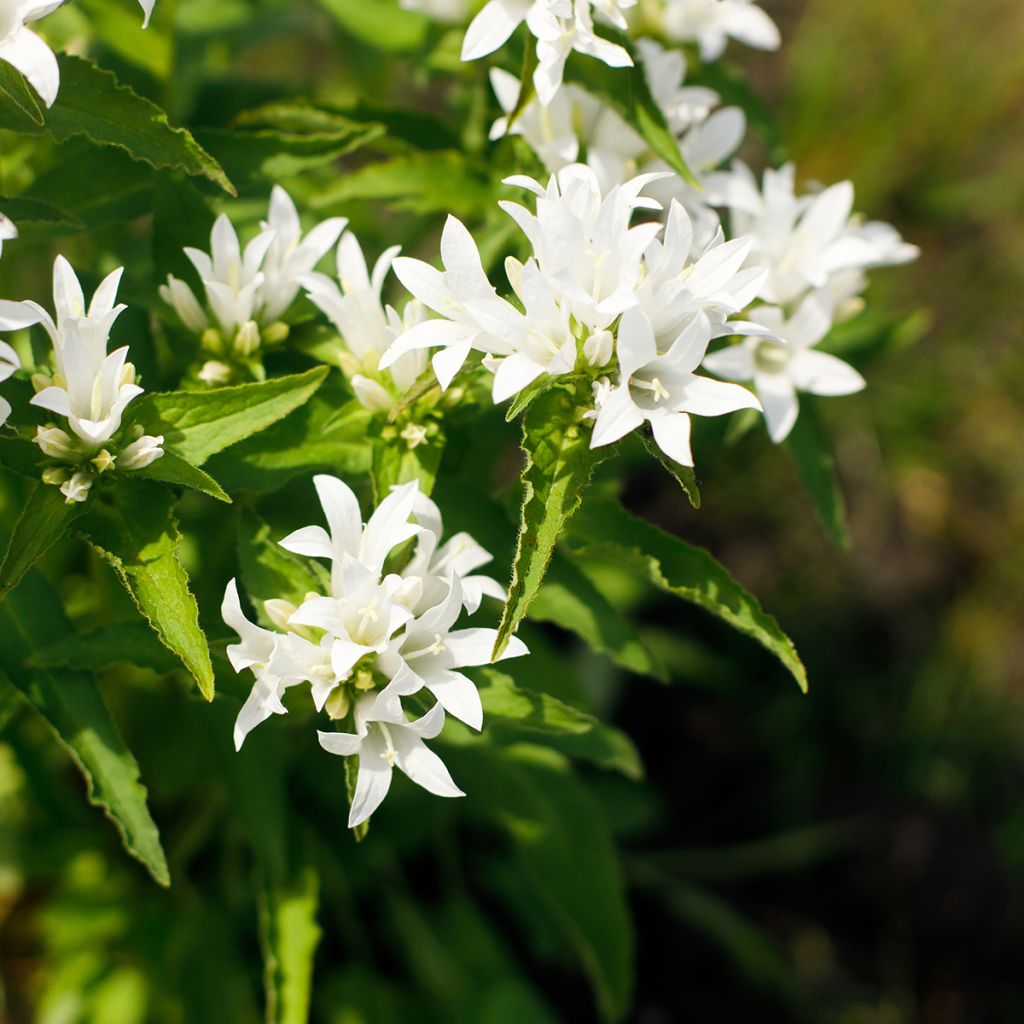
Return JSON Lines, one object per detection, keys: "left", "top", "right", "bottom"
{"left": 462, "top": 0, "right": 528, "bottom": 60}
{"left": 394, "top": 735, "right": 465, "bottom": 799}
{"left": 347, "top": 740, "right": 394, "bottom": 828}
{"left": 313, "top": 474, "right": 363, "bottom": 555}
{"left": 317, "top": 729, "right": 365, "bottom": 757}
{"left": 0, "top": 27, "right": 60, "bottom": 107}
{"left": 650, "top": 412, "right": 693, "bottom": 466}
{"left": 424, "top": 670, "right": 483, "bottom": 731}
{"left": 492, "top": 353, "right": 546, "bottom": 403}
{"left": 616, "top": 308, "right": 657, "bottom": 378}
{"left": 432, "top": 341, "right": 472, "bottom": 390}
{"left": 591, "top": 387, "right": 644, "bottom": 449}
{"left": 755, "top": 371, "right": 799, "bottom": 443}
{"left": 702, "top": 343, "right": 755, "bottom": 381}
{"left": 789, "top": 350, "right": 865, "bottom": 397}
{"left": 278, "top": 524, "right": 334, "bottom": 560}
{"left": 678, "top": 375, "right": 761, "bottom": 417}
{"left": 444, "top": 627, "right": 527, "bottom": 667}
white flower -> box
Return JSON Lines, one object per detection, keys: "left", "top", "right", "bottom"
{"left": 0, "top": 1, "right": 67, "bottom": 108}
{"left": 59, "top": 470, "right": 92, "bottom": 504}
{"left": 383, "top": 216, "right": 510, "bottom": 389}
{"left": 659, "top": 0, "right": 780, "bottom": 62}
{"left": 0, "top": 211, "right": 16, "bottom": 259}
{"left": 138, "top": 0, "right": 155, "bottom": 27}
{"left": 222, "top": 580, "right": 298, "bottom": 751}
{"left": 301, "top": 230, "right": 427, "bottom": 401}
{"left": 0, "top": 337, "right": 21, "bottom": 427}
{"left": 702, "top": 290, "right": 865, "bottom": 443}
{"left": 26, "top": 257, "right": 149, "bottom": 450}
{"left": 119, "top": 432, "right": 165, "bottom": 470}
{"left": 279, "top": 475, "right": 421, "bottom": 583}
{"left": 590, "top": 307, "right": 760, "bottom": 465}
{"left": 715, "top": 162, "right": 919, "bottom": 306}
{"left": 376, "top": 575, "right": 527, "bottom": 730}
{"left": 462, "top": 0, "right": 633, "bottom": 107}
{"left": 318, "top": 693, "right": 463, "bottom": 829}
{"left": 259, "top": 186, "right": 347, "bottom": 323}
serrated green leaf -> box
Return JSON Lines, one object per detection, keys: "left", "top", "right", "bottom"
{"left": 133, "top": 366, "right": 329, "bottom": 467}
{"left": 81, "top": 483, "right": 215, "bottom": 699}
{"left": 30, "top": 621, "right": 183, "bottom": 676}
{"left": 0, "top": 571, "right": 169, "bottom": 886}
{"left": 530, "top": 558, "right": 668, "bottom": 681}
{"left": 504, "top": 372, "right": 567, "bottom": 423}
{"left": 568, "top": 498, "right": 808, "bottom": 692}
{"left": 0, "top": 483, "right": 87, "bottom": 602}
{"left": 135, "top": 451, "right": 232, "bottom": 503}
{"left": 494, "top": 385, "right": 609, "bottom": 659}
{"left": 0, "top": 55, "right": 233, "bottom": 194}
{"left": 478, "top": 669, "right": 643, "bottom": 780}
{"left": 563, "top": 38, "right": 698, "bottom": 187}
{"left": 237, "top": 509, "right": 324, "bottom": 627}
{"left": 641, "top": 433, "right": 701, "bottom": 509}
{"left": 784, "top": 401, "right": 849, "bottom": 549}
{"left": 205, "top": 389, "right": 371, "bottom": 495}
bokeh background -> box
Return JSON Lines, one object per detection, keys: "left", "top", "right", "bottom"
{"left": 1, "top": 0, "right": 1022, "bottom": 1021}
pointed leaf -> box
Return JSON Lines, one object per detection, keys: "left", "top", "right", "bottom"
{"left": 0, "top": 571, "right": 169, "bottom": 886}
{"left": 30, "top": 621, "right": 183, "bottom": 676}
{"left": 568, "top": 498, "right": 808, "bottom": 692}
{"left": 642, "top": 433, "right": 701, "bottom": 509}
{"left": 0, "top": 483, "right": 87, "bottom": 602}
{"left": 493, "top": 384, "right": 609, "bottom": 658}
{"left": 0, "top": 55, "right": 233, "bottom": 194}
{"left": 81, "top": 483, "right": 215, "bottom": 699}
{"left": 133, "top": 366, "right": 329, "bottom": 467}
{"left": 134, "top": 451, "right": 232, "bottom": 503}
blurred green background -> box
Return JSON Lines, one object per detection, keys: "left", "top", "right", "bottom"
{"left": 1, "top": 0, "right": 1022, "bottom": 1021}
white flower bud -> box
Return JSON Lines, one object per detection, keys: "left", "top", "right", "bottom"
{"left": 233, "top": 320, "right": 261, "bottom": 358}
{"left": 119, "top": 434, "right": 165, "bottom": 471}
{"left": 584, "top": 329, "right": 614, "bottom": 368}
{"left": 263, "top": 599, "right": 298, "bottom": 633}
{"left": 34, "top": 425, "right": 79, "bottom": 460}
{"left": 41, "top": 467, "right": 69, "bottom": 486}
{"left": 160, "top": 275, "right": 210, "bottom": 334}
{"left": 60, "top": 472, "right": 93, "bottom": 504}
{"left": 262, "top": 321, "right": 290, "bottom": 346}
{"left": 198, "top": 361, "right": 233, "bottom": 386}
{"left": 351, "top": 375, "right": 394, "bottom": 414}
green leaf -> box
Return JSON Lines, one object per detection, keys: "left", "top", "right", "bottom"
{"left": 478, "top": 670, "right": 643, "bottom": 780}
{"left": 448, "top": 745, "right": 634, "bottom": 1021}
{"left": 0, "top": 62, "right": 43, "bottom": 124}
{"left": 371, "top": 435, "right": 444, "bottom": 502}
{"left": 563, "top": 38, "right": 698, "bottom": 187}
{"left": 133, "top": 366, "right": 329, "bottom": 467}
{"left": 134, "top": 451, "right": 232, "bottom": 503}
{"left": 30, "top": 621, "right": 183, "bottom": 676}
{"left": 77, "top": 0, "right": 173, "bottom": 78}
{"left": 311, "top": 151, "right": 497, "bottom": 218}
{"left": 641, "top": 433, "right": 701, "bottom": 509}
{"left": 0, "top": 195, "right": 83, "bottom": 236}
{"left": 0, "top": 571, "right": 169, "bottom": 886}
{"left": 504, "top": 372, "right": 568, "bottom": 423}
{"left": 494, "top": 384, "right": 609, "bottom": 659}
{"left": 784, "top": 401, "right": 849, "bottom": 548}
{"left": 237, "top": 509, "right": 324, "bottom": 627}
{"left": 260, "top": 863, "right": 321, "bottom": 1024}
{"left": 315, "top": 0, "right": 429, "bottom": 52}
{"left": 530, "top": 557, "right": 668, "bottom": 682}
{"left": 0, "top": 483, "right": 87, "bottom": 602}
{"left": 568, "top": 498, "right": 808, "bottom": 692}
{"left": 81, "top": 483, "right": 215, "bottom": 700}
{"left": 0, "top": 55, "right": 233, "bottom": 194}
{"left": 205, "top": 389, "right": 371, "bottom": 495}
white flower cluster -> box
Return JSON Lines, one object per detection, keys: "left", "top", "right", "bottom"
{"left": 0, "top": 257, "right": 163, "bottom": 503}
{"left": 382, "top": 165, "right": 768, "bottom": 466}
{"left": 160, "top": 186, "right": 347, "bottom": 385}
{"left": 656, "top": 0, "right": 780, "bottom": 61}
{"left": 222, "top": 475, "right": 525, "bottom": 828}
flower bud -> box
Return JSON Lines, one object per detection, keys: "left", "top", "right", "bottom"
{"left": 91, "top": 449, "right": 116, "bottom": 473}
{"left": 119, "top": 434, "right": 165, "bottom": 471}
{"left": 31, "top": 372, "right": 51, "bottom": 394}
{"left": 325, "top": 688, "right": 351, "bottom": 721}
{"left": 60, "top": 471, "right": 93, "bottom": 504}
{"left": 41, "top": 467, "right": 69, "bottom": 486}
{"left": 34, "top": 425, "right": 78, "bottom": 460}
{"left": 233, "top": 321, "right": 261, "bottom": 358}
{"left": 400, "top": 422, "right": 429, "bottom": 449}
{"left": 200, "top": 328, "right": 225, "bottom": 355}
{"left": 264, "top": 599, "right": 298, "bottom": 633}
{"left": 160, "top": 276, "right": 210, "bottom": 334}
{"left": 584, "top": 329, "right": 614, "bottom": 367}
{"left": 198, "top": 360, "right": 233, "bottom": 386}
{"left": 351, "top": 374, "right": 394, "bottom": 414}
{"left": 118, "top": 362, "right": 137, "bottom": 389}
{"left": 262, "top": 321, "right": 290, "bottom": 346}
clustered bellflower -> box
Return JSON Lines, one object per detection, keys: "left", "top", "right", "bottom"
{"left": 222, "top": 476, "right": 525, "bottom": 828}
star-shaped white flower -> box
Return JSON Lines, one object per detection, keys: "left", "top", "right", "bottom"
{"left": 590, "top": 307, "right": 760, "bottom": 465}
{"left": 0, "top": 1, "right": 67, "bottom": 109}
{"left": 702, "top": 290, "right": 865, "bottom": 443}
{"left": 660, "top": 0, "right": 780, "bottom": 62}
{"left": 318, "top": 693, "right": 464, "bottom": 828}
